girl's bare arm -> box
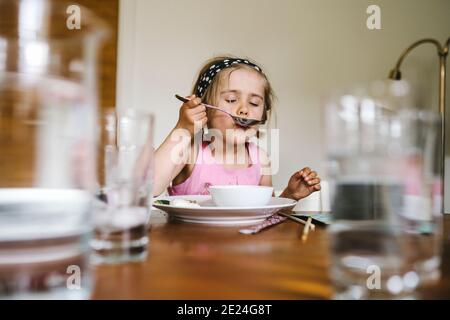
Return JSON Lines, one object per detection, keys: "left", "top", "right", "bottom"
{"left": 153, "top": 96, "right": 207, "bottom": 196}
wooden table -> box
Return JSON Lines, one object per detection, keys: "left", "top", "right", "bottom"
{"left": 92, "top": 213, "right": 450, "bottom": 299}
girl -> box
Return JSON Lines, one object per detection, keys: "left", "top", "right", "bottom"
{"left": 154, "top": 56, "right": 321, "bottom": 200}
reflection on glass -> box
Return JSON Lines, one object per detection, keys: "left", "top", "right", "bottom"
{"left": 325, "top": 82, "right": 442, "bottom": 299}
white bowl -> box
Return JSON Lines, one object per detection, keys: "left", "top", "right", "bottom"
{"left": 209, "top": 185, "right": 274, "bottom": 207}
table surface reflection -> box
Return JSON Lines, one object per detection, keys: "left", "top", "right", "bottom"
{"left": 92, "top": 212, "right": 450, "bottom": 299}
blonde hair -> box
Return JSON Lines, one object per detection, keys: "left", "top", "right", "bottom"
{"left": 191, "top": 56, "right": 274, "bottom": 124}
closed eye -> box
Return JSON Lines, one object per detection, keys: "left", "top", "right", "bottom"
{"left": 250, "top": 102, "right": 260, "bottom": 107}
{"left": 226, "top": 99, "right": 236, "bottom": 103}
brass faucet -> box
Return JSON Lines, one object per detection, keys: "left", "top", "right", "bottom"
{"left": 388, "top": 37, "right": 449, "bottom": 213}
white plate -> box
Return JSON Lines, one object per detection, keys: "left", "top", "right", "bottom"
{"left": 152, "top": 195, "right": 297, "bottom": 225}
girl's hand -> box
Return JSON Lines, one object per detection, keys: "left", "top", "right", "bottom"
{"left": 174, "top": 95, "right": 207, "bottom": 135}
{"left": 280, "top": 167, "right": 321, "bottom": 201}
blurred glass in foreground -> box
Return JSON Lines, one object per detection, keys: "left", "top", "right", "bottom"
{"left": 0, "top": 0, "right": 107, "bottom": 299}
{"left": 91, "top": 109, "right": 154, "bottom": 265}
{"left": 325, "top": 81, "right": 442, "bottom": 299}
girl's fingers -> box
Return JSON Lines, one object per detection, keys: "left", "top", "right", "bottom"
{"left": 193, "top": 112, "right": 207, "bottom": 121}
{"left": 306, "top": 178, "right": 320, "bottom": 185}
{"left": 301, "top": 167, "right": 311, "bottom": 179}
{"left": 191, "top": 104, "right": 206, "bottom": 114}
{"left": 186, "top": 104, "right": 206, "bottom": 114}
{"left": 186, "top": 96, "right": 202, "bottom": 108}
{"left": 304, "top": 171, "right": 317, "bottom": 182}
{"left": 294, "top": 171, "right": 303, "bottom": 179}
{"left": 313, "top": 184, "right": 321, "bottom": 191}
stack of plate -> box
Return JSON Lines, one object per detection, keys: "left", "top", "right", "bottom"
{"left": 152, "top": 195, "right": 297, "bottom": 226}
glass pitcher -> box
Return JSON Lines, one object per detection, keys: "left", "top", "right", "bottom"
{"left": 324, "top": 81, "right": 442, "bottom": 299}
{"left": 0, "top": 0, "right": 108, "bottom": 299}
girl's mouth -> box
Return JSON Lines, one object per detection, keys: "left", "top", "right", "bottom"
{"left": 235, "top": 124, "right": 249, "bottom": 130}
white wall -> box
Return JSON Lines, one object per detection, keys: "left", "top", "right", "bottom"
{"left": 117, "top": 0, "right": 450, "bottom": 198}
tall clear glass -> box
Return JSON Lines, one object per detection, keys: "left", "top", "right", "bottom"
{"left": 0, "top": 0, "right": 107, "bottom": 299}
{"left": 92, "top": 108, "right": 154, "bottom": 265}
{"left": 325, "top": 81, "right": 442, "bottom": 299}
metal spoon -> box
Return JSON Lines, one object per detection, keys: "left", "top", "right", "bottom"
{"left": 175, "top": 94, "right": 262, "bottom": 127}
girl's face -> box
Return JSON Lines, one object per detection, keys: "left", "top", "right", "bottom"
{"left": 208, "top": 68, "right": 266, "bottom": 145}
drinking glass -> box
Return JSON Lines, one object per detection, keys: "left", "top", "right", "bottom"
{"left": 91, "top": 109, "right": 154, "bottom": 264}
{"left": 0, "top": 1, "right": 107, "bottom": 299}
{"left": 324, "top": 81, "right": 442, "bottom": 299}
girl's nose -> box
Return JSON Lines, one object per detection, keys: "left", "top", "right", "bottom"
{"left": 236, "top": 103, "right": 249, "bottom": 117}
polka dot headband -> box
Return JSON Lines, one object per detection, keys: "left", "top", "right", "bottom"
{"left": 195, "top": 58, "right": 263, "bottom": 98}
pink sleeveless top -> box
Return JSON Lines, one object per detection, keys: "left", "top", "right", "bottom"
{"left": 168, "top": 141, "right": 262, "bottom": 196}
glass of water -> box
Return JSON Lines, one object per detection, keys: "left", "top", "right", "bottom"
{"left": 0, "top": 1, "right": 107, "bottom": 299}
{"left": 91, "top": 109, "right": 154, "bottom": 264}
{"left": 324, "top": 81, "right": 442, "bottom": 299}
